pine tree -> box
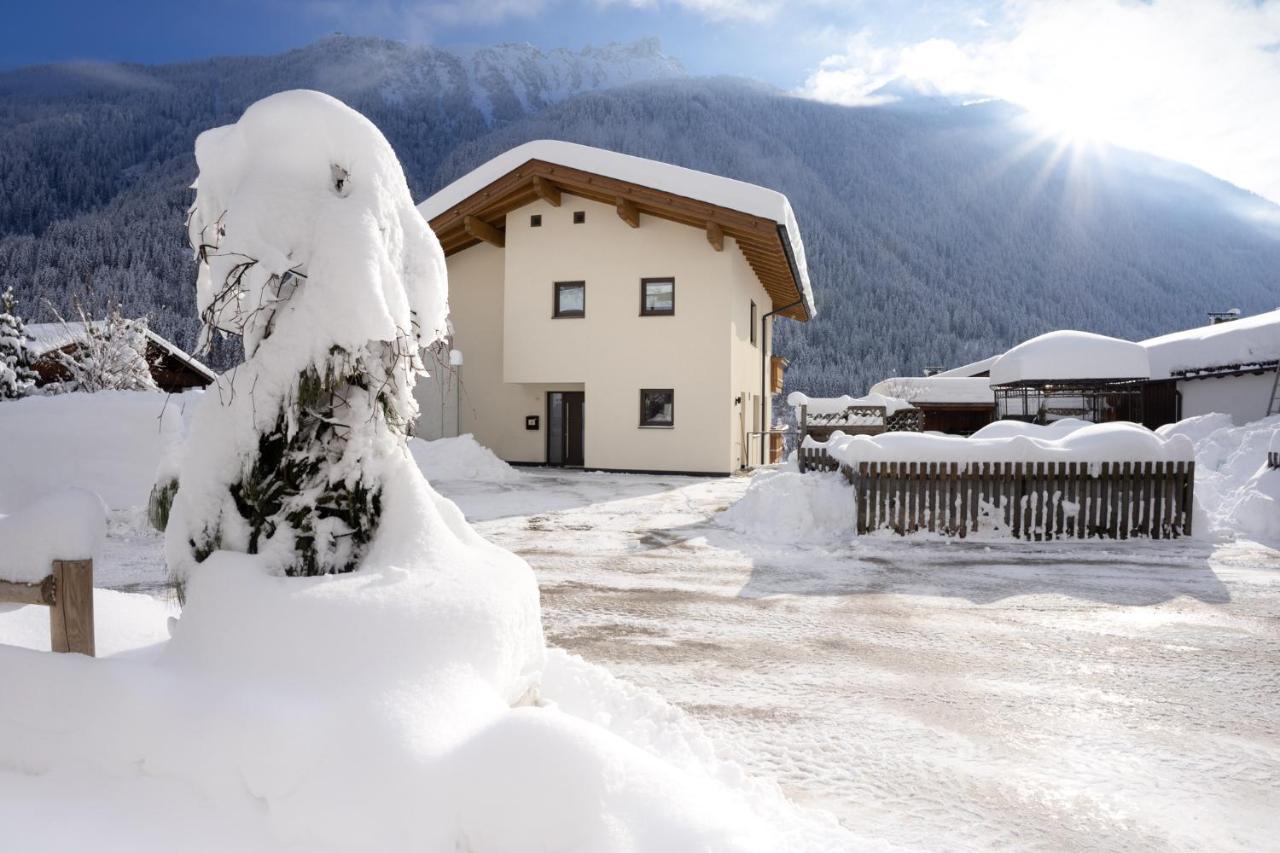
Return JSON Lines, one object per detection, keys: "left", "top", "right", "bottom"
{"left": 0, "top": 287, "right": 38, "bottom": 399}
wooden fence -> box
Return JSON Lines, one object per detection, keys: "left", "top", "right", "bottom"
{"left": 850, "top": 460, "right": 1195, "bottom": 540}
{"left": 0, "top": 560, "right": 95, "bottom": 656}
{"left": 798, "top": 446, "right": 840, "bottom": 473}
{"left": 1269, "top": 451, "right": 1279, "bottom": 470}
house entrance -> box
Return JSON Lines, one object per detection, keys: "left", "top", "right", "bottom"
{"left": 547, "top": 391, "right": 585, "bottom": 467}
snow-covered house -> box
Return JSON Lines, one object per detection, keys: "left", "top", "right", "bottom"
{"left": 867, "top": 376, "right": 996, "bottom": 435}
{"left": 413, "top": 141, "right": 815, "bottom": 475}
{"left": 26, "top": 321, "right": 215, "bottom": 392}
{"left": 1140, "top": 308, "right": 1280, "bottom": 425}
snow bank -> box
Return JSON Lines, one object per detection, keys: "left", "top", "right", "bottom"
{"left": 0, "top": 390, "right": 188, "bottom": 513}
{"left": 970, "top": 417, "right": 1093, "bottom": 440}
{"left": 409, "top": 433, "right": 522, "bottom": 482}
{"left": 1142, "top": 309, "right": 1280, "bottom": 378}
{"left": 717, "top": 469, "right": 852, "bottom": 541}
{"left": 869, "top": 376, "right": 994, "bottom": 405}
{"left": 825, "top": 421, "right": 1194, "bottom": 468}
{"left": 989, "top": 330, "right": 1150, "bottom": 385}
{"left": 0, "top": 488, "right": 106, "bottom": 583}
{"left": 787, "top": 390, "right": 913, "bottom": 416}
{"left": 1160, "top": 414, "right": 1280, "bottom": 541}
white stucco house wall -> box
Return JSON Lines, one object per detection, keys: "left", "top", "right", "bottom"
{"left": 1141, "top": 308, "right": 1280, "bottom": 425}
{"left": 412, "top": 141, "right": 815, "bottom": 475}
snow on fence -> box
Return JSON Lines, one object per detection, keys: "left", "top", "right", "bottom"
{"left": 849, "top": 459, "right": 1194, "bottom": 540}
{"left": 0, "top": 488, "right": 104, "bottom": 656}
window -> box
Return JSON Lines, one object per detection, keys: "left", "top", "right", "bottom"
{"left": 530, "top": 214, "right": 542, "bottom": 227}
{"left": 639, "top": 389, "right": 674, "bottom": 427}
{"left": 554, "top": 281, "right": 585, "bottom": 318}
{"left": 640, "top": 278, "right": 675, "bottom": 316}
{"left": 750, "top": 301, "right": 758, "bottom": 346}
{"left": 573, "top": 210, "right": 586, "bottom": 224}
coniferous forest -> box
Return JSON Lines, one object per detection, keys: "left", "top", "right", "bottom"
{"left": 2, "top": 36, "right": 1277, "bottom": 395}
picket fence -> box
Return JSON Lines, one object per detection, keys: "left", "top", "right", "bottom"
{"left": 849, "top": 459, "right": 1195, "bottom": 540}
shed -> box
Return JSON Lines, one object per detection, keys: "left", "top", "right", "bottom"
{"left": 26, "top": 322, "right": 216, "bottom": 393}
{"left": 989, "top": 331, "right": 1150, "bottom": 424}
{"left": 868, "top": 377, "right": 996, "bottom": 435}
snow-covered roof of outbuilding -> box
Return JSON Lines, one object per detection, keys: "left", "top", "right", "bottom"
{"left": 25, "top": 321, "right": 217, "bottom": 381}
{"left": 869, "top": 377, "right": 995, "bottom": 406}
{"left": 1141, "top": 309, "right": 1280, "bottom": 379}
{"left": 418, "top": 140, "right": 815, "bottom": 320}
{"left": 934, "top": 355, "right": 999, "bottom": 378}
{"left": 989, "top": 330, "right": 1150, "bottom": 386}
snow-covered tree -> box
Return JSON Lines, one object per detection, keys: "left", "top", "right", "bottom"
{"left": 165, "top": 90, "right": 448, "bottom": 580}
{"left": 0, "top": 286, "right": 38, "bottom": 399}
{"left": 50, "top": 305, "right": 159, "bottom": 393}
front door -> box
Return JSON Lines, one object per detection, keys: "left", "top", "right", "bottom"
{"left": 547, "top": 391, "right": 585, "bottom": 467}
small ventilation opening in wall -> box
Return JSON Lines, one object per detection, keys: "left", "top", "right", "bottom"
{"left": 573, "top": 211, "right": 585, "bottom": 224}
{"left": 530, "top": 214, "right": 542, "bottom": 227}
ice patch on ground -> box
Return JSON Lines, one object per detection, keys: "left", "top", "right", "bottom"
{"left": 409, "top": 433, "right": 523, "bottom": 483}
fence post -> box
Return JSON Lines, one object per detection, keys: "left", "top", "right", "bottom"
{"left": 50, "top": 559, "right": 95, "bottom": 657}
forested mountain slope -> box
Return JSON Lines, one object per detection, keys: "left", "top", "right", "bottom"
{"left": 1, "top": 40, "right": 1276, "bottom": 394}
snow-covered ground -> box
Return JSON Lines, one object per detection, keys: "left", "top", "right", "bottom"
{"left": 6, "top": 457, "right": 1277, "bottom": 851}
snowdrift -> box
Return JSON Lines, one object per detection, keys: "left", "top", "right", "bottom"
{"left": 718, "top": 469, "right": 852, "bottom": 541}
{"left": 409, "top": 433, "right": 523, "bottom": 482}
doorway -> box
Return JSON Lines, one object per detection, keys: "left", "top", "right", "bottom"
{"left": 547, "top": 391, "right": 585, "bottom": 467}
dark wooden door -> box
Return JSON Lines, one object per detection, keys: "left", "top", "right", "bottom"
{"left": 547, "top": 392, "right": 585, "bottom": 467}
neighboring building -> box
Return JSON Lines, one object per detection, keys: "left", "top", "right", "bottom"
{"left": 1140, "top": 308, "right": 1280, "bottom": 425}
{"left": 26, "top": 321, "right": 216, "bottom": 393}
{"left": 868, "top": 376, "right": 996, "bottom": 435}
{"left": 413, "top": 140, "right": 815, "bottom": 475}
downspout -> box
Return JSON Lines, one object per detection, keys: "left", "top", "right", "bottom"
{"left": 760, "top": 299, "right": 804, "bottom": 465}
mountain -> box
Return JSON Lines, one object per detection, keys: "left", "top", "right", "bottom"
{"left": 1, "top": 38, "right": 1277, "bottom": 395}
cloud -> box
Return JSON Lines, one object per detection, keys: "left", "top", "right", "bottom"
{"left": 799, "top": 0, "right": 1280, "bottom": 205}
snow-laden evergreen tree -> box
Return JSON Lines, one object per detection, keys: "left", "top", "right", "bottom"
{"left": 0, "top": 287, "right": 38, "bottom": 399}
{"left": 165, "top": 90, "right": 448, "bottom": 580}
{"left": 51, "top": 305, "right": 159, "bottom": 393}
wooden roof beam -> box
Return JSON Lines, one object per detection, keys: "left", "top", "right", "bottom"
{"left": 706, "top": 221, "right": 724, "bottom": 252}
{"left": 532, "top": 176, "right": 561, "bottom": 207}
{"left": 463, "top": 215, "right": 504, "bottom": 248}
{"left": 615, "top": 196, "right": 640, "bottom": 228}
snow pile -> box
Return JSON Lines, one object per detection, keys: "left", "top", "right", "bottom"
{"left": 1142, "top": 308, "right": 1280, "bottom": 377}
{"left": 825, "top": 421, "right": 1194, "bottom": 468}
{"left": 0, "top": 390, "right": 188, "bottom": 513}
{"left": 970, "top": 417, "right": 1093, "bottom": 440}
{"left": 787, "top": 390, "right": 913, "bottom": 416}
{"left": 869, "top": 376, "right": 994, "bottom": 405}
{"left": 0, "top": 488, "right": 106, "bottom": 583}
{"left": 717, "top": 469, "right": 852, "bottom": 541}
{"left": 989, "top": 330, "right": 1150, "bottom": 384}
{"left": 1159, "top": 414, "right": 1280, "bottom": 541}
{"left": 409, "top": 433, "right": 522, "bottom": 482}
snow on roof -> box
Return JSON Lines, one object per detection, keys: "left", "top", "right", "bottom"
{"left": 934, "top": 355, "right": 999, "bottom": 378}
{"left": 1141, "top": 308, "right": 1280, "bottom": 379}
{"left": 786, "top": 391, "right": 915, "bottom": 416}
{"left": 868, "top": 377, "right": 994, "bottom": 405}
{"left": 418, "top": 140, "right": 815, "bottom": 318}
{"left": 989, "top": 330, "right": 1150, "bottom": 385}
{"left": 25, "top": 321, "right": 217, "bottom": 381}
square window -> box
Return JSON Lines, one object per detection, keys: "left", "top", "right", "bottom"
{"left": 530, "top": 214, "right": 542, "bottom": 227}
{"left": 640, "top": 278, "right": 675, "bottom": 316}
{"left": 573, "top": 211, "right": 586, "bottom": 224}
{"left": 554, "top": 281, "right": 585, "bottom": 317}
{"left": 639, "top": 389, "right": 674, "bottom": 427}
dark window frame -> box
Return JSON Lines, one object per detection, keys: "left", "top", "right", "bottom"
{"left": 572, "top": 210, "right": 586, "bottom": 224}
{"left": 639, "top": 388, "right": 675, "bottom": 428}
{"left": 750, "top": 300, "right": 758, "bottom": 346}
{"left": 639, "top": 277, "right": 676, "bottom": 316}
{"left": 553, "top": 281, "right": 586, "bottom": 318}
{"left": 530, "top": 214, "right": 542, "bottom": 227}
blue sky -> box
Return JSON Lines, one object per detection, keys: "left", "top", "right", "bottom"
{"left": 4, "top": 1, "right": 1280, "bottom": 204}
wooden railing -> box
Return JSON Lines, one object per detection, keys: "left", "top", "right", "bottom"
{"left": 798, "top": 446, "right": 841, "bottom": 473}
{"left": 850, "top": 460, "right": 1195, "bottom": 540}
{"left": 0, "top": 560, "right": 95, "bottom": 656}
